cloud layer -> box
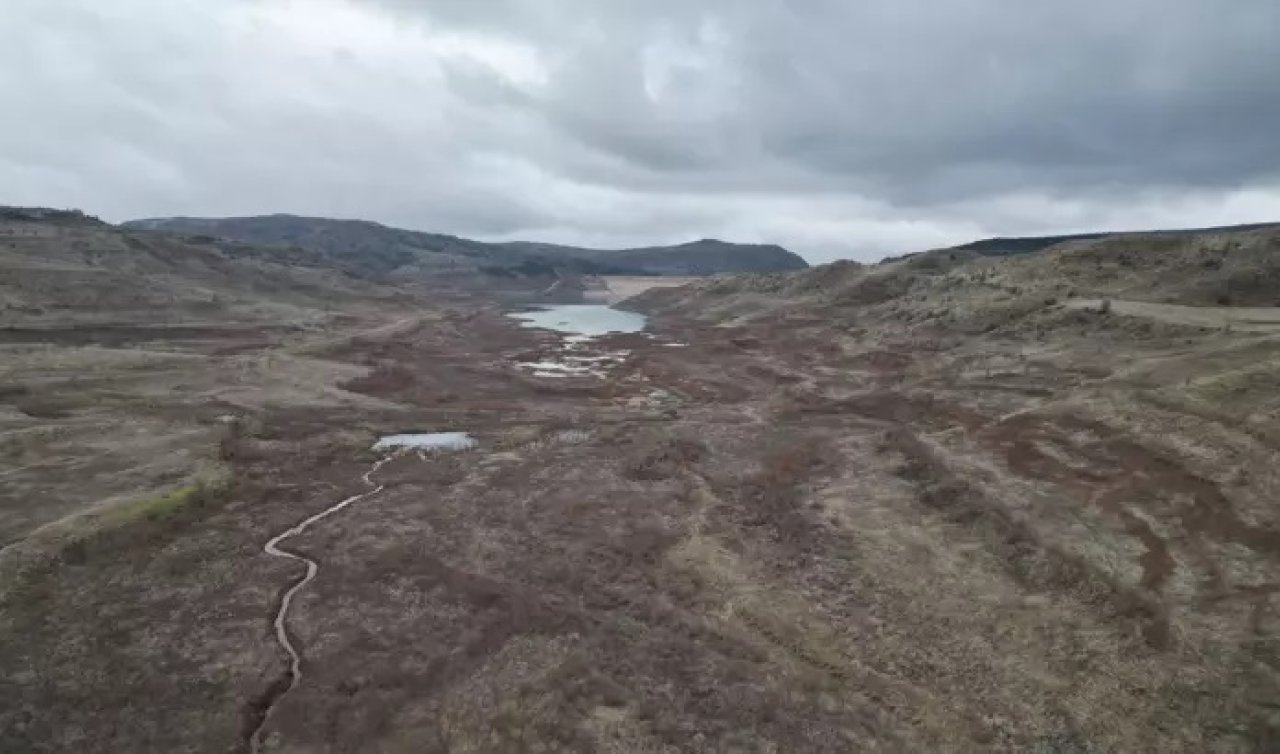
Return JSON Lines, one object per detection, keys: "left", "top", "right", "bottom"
{"left": 5, "top": 0, "right": 1279, "bottom": 261}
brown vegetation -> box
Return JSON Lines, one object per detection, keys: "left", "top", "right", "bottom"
{"left": 4, "top": 218, "right": 1280, "bottom": 751}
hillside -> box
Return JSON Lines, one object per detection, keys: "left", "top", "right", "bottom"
{"left": 633, "top": 223, "right": 1280, "bottom": 320}
{"left": 0, "top": 205, "right": 427, "bottom": 579}
{"left": 948, "top": 220, "right": 1280, "bottom": 257}
{"left": 124, "top": 214, "right": 809, "bottom": 278}
{"left": 0, "top": 206, "right": 408, "bottom": 329}
{"left": 618, "top": 222, "right": 1280, "bottom": 749}
{"left": 7, "top": 210, "right": 1280, "bottom": 751}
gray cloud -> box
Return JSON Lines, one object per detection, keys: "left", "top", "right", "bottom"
{"left": 3, "top": 0, "right": 1278, "bottom": 262}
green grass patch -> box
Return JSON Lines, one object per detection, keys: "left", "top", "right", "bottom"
{"left": 105, "top": 473, "right": 232, "bottom": 525}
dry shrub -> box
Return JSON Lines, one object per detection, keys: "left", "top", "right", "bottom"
{"left": 886, "top": 427, "right": 1173, "bottom": 649}
{"left": 218, "top": 416, "right": 247, "bottom": 461}
{"left": 737, "top": 438, "right": 835, "bottom": 546}
{"left": 217, "top": 413, "right": 271, "bottom": 462}
{"left": 758, "top": 441, "right": 830, "bottom": 487}
{"left": 13, "top": 396, "right": 75, "bottom": 419}
{"left": 0, "top": 384, "right": 32, "bottom": 401}
{"left": 344, "top": 361, "right": 416, "bottom": 395}
{"left": 622, "top": 433, "right": 708, "bottom": 481}
{"left": 617, "top": 519, "right": 681, "bottom": 565}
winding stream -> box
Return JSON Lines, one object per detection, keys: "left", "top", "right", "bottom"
{"left": 249, "top": 454, "right": 395, "bottom": 753}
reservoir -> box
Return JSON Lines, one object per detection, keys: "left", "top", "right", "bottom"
{"left": 508, "top": 305, "right": 646, "bottom": 339}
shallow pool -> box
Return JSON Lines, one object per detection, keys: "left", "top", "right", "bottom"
{"left": 508, "top": 305, "right": 647, "bottom": 339}
{"left": 373, "top": 432, "right": 477, "bottom": 452}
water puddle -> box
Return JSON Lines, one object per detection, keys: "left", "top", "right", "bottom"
{"left": 373, "top": 432, "right": 477, "bottom": 452}
{"left": 555, "top": 429, "right": 592, "bottom": 444}
{"left": 508, "top": 304, "right": 647, "bottom": 339}
{"left": 521, "top": 363, "right": 603, "bottom": 378}
{"left": 514, "top": 350, "right": 632, "bottom": 379}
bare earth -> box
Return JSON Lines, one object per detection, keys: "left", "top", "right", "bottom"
{"left": 3, "top": 221, "right": 1280, "bottom": 752}
{"left": 1066, "top": 298, "right": 1280, "bottom": 332}
{"left": 583, "top": 276, "right": 703, "bottom": 304}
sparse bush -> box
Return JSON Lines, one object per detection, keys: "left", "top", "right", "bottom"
{"left": 758, "top": 441, "right": 829, "bottom": 486}
{"left": 0, "top": 384, "right": 31, "bottom": 401}
{"left": 735, "top": 438, "right": 835, "bottom": 546}
{"left": 60, "top": 539, "right": 88, "bottom": 566}
{"left": 218, "top": 415, "right": 247, "bottom": 461}
{"left": 1098, "top": 299, "right": 1112, "bottom": 314}
{"left": 622, "top": 434, "right": 708, "bottom": 480}
{"left": 109, "top": 481, "right": 224, "bottom": 524}
{"left": 13, "top": 396, "right": 74, "bottom": 419}
{"left": 344, "top": 362, "right": 416, "bottom": 394}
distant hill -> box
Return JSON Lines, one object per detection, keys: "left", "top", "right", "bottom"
{"left": 123, "top": 215, "right": 809, "bottom": 278}
{"left": 497, "top": 238, "right": 808, "bottom": 276}
{"left": 951, "top": 222, "right": 1280, "bottom": 257}
{"left": 0, "top": 207, "right": 407, "bottom": 328}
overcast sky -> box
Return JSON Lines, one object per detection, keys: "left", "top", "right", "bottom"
{"left": 5, "top": 1, "right": 1279, "bottom": 262}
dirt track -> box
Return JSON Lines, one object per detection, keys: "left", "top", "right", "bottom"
{"left": 1067, "top": 298, "right": 1280, "bottom": 331}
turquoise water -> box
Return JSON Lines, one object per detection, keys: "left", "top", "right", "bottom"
{"left": 508, "top": 305, "right": 647, "bottom": 338}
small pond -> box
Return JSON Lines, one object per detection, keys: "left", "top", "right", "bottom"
{"left": 508, "top": 305, "right": 647, "bottom": 339}
{"left": 373, "top": 432, "right": 477, "bottom": 452}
